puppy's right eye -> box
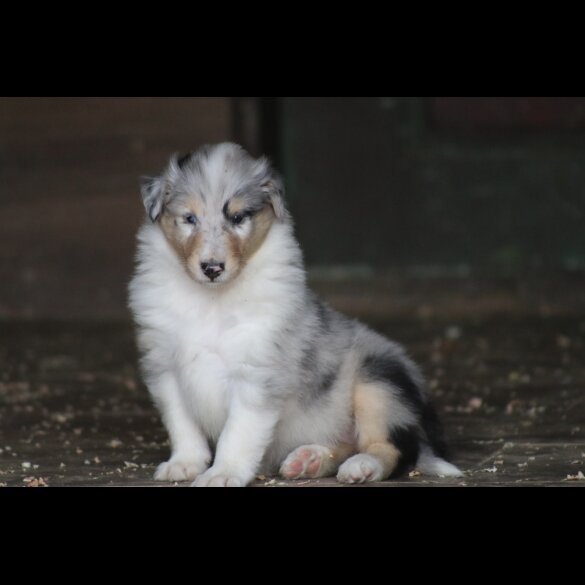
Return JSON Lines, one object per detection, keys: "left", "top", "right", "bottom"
{"left": 184, "top": 214, "right": 197, "bottom": 225}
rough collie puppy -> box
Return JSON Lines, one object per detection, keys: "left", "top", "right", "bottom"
{"left": 128, "top": 143, "right": 462, "bottom": 487}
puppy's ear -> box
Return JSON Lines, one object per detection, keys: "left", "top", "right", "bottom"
{"left": 261, "top": 171, "right": 288, "bottom": 222}
{"left": 140, "top": 176, "right": 166, "bottom": 222}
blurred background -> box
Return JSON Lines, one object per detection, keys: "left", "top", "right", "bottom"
{"left": 2, "top": 96, "right": 585, "bottom": 320}
{"left": 1, "top": 97, "right": 584, "bottom": 487}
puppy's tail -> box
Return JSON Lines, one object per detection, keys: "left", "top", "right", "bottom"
{"left": 416, "top": 445, "right": 464, "bottom": 477}
{"left": 414, "top": 398, "right": 464, "bottom": 477}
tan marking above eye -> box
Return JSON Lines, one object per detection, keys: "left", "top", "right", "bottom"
{"left": 240, "top": 205, "right": 275, "bottom": 262}
{"left": 165, "top": 194, "right": 205, "bottom": 222}
{"left": 224, "top": 198, "right": 247, "bottom": 216}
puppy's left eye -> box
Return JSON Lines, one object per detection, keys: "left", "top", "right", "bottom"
{"left": 230, "top": 213, "right": 247, "bottom": 226}
{"left": 184, "top": 214, "right": 197, "bottom": 225}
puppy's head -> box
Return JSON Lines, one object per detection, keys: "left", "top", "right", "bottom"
{"left": 141, "top": 143, "right": 288, "bottom": 286}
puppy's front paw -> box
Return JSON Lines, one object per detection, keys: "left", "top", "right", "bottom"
{"left": 337, "top": 454, "right": 384, "bottom": 484}
{"left": 154, "top": 457, "right": 209, "bottom": 482}
{"left": 192, "top": 467, "right": 247, "bottom": 487}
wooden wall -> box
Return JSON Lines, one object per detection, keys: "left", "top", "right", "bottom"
{"left": 0, "top": 97, "right": 230, "bottom": 319}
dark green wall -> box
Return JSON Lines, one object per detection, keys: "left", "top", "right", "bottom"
{"left": 282, "top": 97, "right": 585, "bottom": 273}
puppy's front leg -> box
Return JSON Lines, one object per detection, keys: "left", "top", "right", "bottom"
{"left": 150, "top": 371, "right": 212, "bottom": 482}
{"left": 193, "top": 391, "right": 279, "bottom": 487}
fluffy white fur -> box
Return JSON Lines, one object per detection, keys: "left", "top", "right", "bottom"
{"left": 130, "top": 221, "right": 312, "bottom": 486}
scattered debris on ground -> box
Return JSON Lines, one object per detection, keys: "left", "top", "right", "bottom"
{"left": 0, "top": 317, "right": 584, "bottom": 487}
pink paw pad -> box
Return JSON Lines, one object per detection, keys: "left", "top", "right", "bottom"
{"left": 280, "top": 446, "right": 328, "bottom": 479}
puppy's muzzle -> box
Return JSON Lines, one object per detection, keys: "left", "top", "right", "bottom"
{"left": 200, "top": 261, "right": 225, "bottom": 282}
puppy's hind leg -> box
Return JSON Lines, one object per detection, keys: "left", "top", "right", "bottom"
{"left": 337, "top": 380, "right": 417, "bottom": 484}
{"left": 280, "top": 443, "right": 355, "bottom": 480}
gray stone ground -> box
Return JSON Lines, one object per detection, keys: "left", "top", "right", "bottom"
{"left": 1, "top": 280, "right": 584, "bottom": 487}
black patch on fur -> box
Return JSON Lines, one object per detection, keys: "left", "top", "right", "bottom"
{"left": 389, "top": 426, "right": 420, "bottom": 478}
{"left": 299, "top": 347, "right": 339, "bottom": 405}
{"left": 318, "top": 370, "right": 337, "bottom": 394}
{"left": 177, "top": 152, "right": 194, "bottom": 170}
{"left": 361, "top": 355, "right": 425, "bottom": 415}
{"left": 298, "top": 302, "right": 342, "bottom": 405}
{"left": 361, "top": 353, "right": 451, "bottom": 463}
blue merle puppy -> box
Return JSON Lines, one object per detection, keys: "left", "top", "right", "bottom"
{"left": 128, "top": 142, "right": 462, "bottom": 487}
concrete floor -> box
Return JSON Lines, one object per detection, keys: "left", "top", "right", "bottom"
{"left": 1, "top": 288, "right": 584, "bottom": 487}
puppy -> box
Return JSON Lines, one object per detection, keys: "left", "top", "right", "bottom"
{"left": 128, "top": 143, "right": 462, "bottom": 486}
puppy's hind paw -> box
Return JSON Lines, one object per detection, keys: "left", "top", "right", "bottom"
{"left": 154, "top": 458, "right": 209, "bottom": 482}
{"left": 280, "top": 445, "right": 334, "bottom": 479}
{"left": 337, "top": 454, "right": 384, "bottom": 484}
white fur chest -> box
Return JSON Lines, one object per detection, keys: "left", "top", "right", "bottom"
{"left": 158, "top": 289, "right": 280, "bottom": 439}
{"left": 129, "top": 222, "right": 303, "bottom": 441}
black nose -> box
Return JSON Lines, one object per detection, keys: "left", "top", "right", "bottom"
{"left": 200, "top": 262, "right": 225, "bottom": 281}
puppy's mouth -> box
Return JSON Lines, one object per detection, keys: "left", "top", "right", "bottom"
{"left": 193, "top": 272, "right": 232, "bottom": 286}
{"left": 192, "top": 274, "right": 224, "bottom": 286}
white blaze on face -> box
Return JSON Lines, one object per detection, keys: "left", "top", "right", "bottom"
{"left": 198, "top": 221, "right": 227, "bottom": 266}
